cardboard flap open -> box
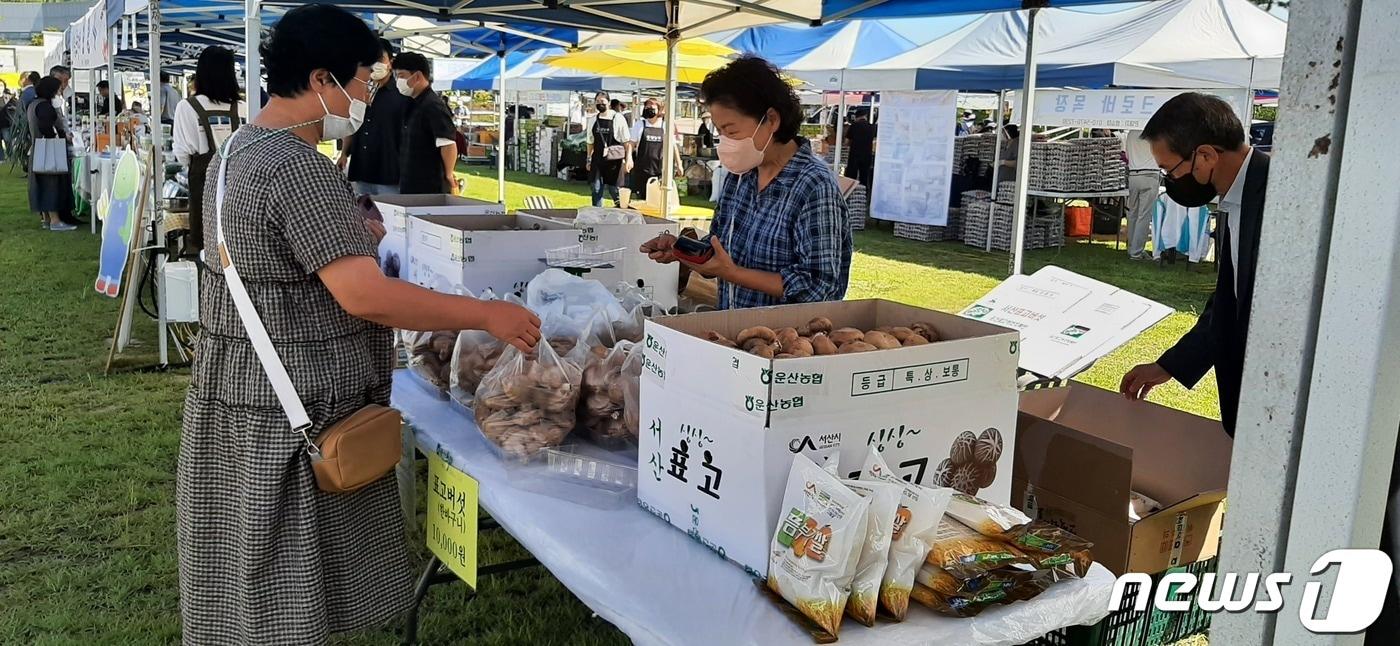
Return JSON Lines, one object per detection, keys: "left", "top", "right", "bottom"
{"left": 416, "top": 215, "right": 530, "bottom": 232}
{"left": 1018, "top": 384, "right": 1230, "bottom": 507}
{"left": 1015, "top": 411, "right": 1133, "bottom": 516}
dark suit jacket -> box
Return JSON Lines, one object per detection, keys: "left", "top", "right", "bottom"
{"left": 1157, "top": 151, "right": 1269, "bottom": 436}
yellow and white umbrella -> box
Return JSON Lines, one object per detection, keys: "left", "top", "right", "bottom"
{"left": 539, "top": 38, "right": 736, "bottom": 84}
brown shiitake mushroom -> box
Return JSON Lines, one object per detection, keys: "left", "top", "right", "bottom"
{"left": 911, "top": 322, "right": 940, "bottom": 343}
{"left": 775, "top": 327, "right": 802, "bottom": 349}
{"left": 806, "top": 316, "right": 834, "bottom": 336}
{"left": 864, "top": 330, "right": 902, "bottom": 350}
{"left": 749, "top": 343, "right": 777, "bottom": 359}
{"left": 810, "top": 333, "right": 838, "bottom": 356}
{"left": 736, "top": 325, "right": 778, "bottom": 347}
{"left": 775, "top": 353, "right": 795, "bottom": 359}
{"left": 901, "top": 334, "right": 930, "bottom": 347}
{"left": 743, "top": 337, "right": 772, "bottom": 353}
{"left": 705, "top": 330, "right": 739, "bottom": 348}
{"left": 829, "top": 328, "right": 865, "bottom": 346}
{"left": 889, "top": 326, "right": 917, "bottom": 343}
{"left": 785, "top": 338, "right": 815, "bottom": 358}
{"left": 837, "top": 341, "right": 878, "bottom": 354}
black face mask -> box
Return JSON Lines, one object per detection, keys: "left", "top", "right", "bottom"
{"left": 642, "top": 107, "right": 657, "bottom": 120}
{"left": 1163, "top": 152, "right": 1218, "bottom": 208}
{"left": 595, "top": 103, "right": 607, "bottom": 113}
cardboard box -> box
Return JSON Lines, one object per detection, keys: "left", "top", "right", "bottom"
{"left": 375, "top": 194, "right": 505, "bottom": 282}
{"left": 516, "top": 209, "right": 681, "bottom": 313}
{"left": 1014, "top": 384, "right": 1230, "bottom": 576}
{"left": 406, "top": 215, "right": 578, "bottom": 296}
{"left": 638, "top": 300, "right": 1021, "bottom": 575}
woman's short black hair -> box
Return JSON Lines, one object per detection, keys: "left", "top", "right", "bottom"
{"left": 36, "top": 76, "right": 60, "bottom": 100}
{"left": 195, "top": 46, "right": 241, "bottom": 105}
{"left": 393, "top": 51, "right": 432, "bottom": 81}
{"left": 700, "top": 55, "right": 801, "bottom": 143}
{"left": 1004, "top": 124, "right": 1020, "bottom": 139}
{"left": 261, "top": 4, "right": 380, "bottom": 98}
{"left": 380, "top": 38, "right": 397, "bottom": 59}
{"left": 26, "top": 71, "right": 41, "bottom": 86}
{"left": 1140, "top": 92, "right": 1245, "bottom": 158}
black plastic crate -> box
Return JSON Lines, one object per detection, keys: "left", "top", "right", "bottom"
{"left": 1024, "top": 557, "right": 1218, "bottom": 646}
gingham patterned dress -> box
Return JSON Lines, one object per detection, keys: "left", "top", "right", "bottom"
{"left": 178, "top": 125, "right": 412, "bottom": 645}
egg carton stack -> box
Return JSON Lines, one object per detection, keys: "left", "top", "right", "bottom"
{"left": 1025, "top": 137, "right": 1128, "bottom": 194}
{"left": 847, "top": 183, "right": 869, "bottom": 231}
{"left": 953, "top": 133, "right": 997, "bottom": 176}
{"left": 996, "top": 181, "right": 1017, "bottom": 205}
{"left": 962, "top": 202, "right": 1064, "bottom": 252}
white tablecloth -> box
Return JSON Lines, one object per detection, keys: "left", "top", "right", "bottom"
{"left": 393, "top": 370, "right": 1115, "bottom": 646}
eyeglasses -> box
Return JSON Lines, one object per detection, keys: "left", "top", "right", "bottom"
{"left": 1160, "top": 151, "right": 1195, "bottom": 181}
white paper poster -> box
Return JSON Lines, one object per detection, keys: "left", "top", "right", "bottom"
{"left": 959, "top": 266, "right": 1173, "bottom": 379}
{"left": 871, "top": 90, "right": 957, "bottom": 226}
{"left": 1033, "top": 89, "right": 1251, "bottom": 131}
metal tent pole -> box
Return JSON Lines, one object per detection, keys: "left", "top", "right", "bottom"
{"left": 1009, "top": 8, "right": 1039, "bottom": 276}
{"left": 659, "top": 0, "right": 680, "bottom": 221}
{"left": 497, "top": 50, "right": 506, "bottom": 204}
{"left": 244, "top": 0, "right": 260, "bottom": 121}
{"left": 833, "top": 73, "right": 846, "bottom": 174}
{"left": 91, "top": 68, "right": 99, "bottom": 235}
{"left": 150, "top": 0, "right": 169, "bottom": 367}
{"left": 987, "top": 90, "right": 1006, "bottom": 253}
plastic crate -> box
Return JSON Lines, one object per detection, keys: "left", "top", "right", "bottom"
{"left": 1024, "top": 557, "right": 1217, "bottom": 646}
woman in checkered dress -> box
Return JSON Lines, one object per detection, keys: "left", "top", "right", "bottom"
{"left": 178, "top": 7, "right": 541, "bottom": 644}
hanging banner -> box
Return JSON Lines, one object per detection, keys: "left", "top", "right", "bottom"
{"left": 69, "top": 4, "right": 109, "bottom": 70}
{"left": 1033, "top": 89, "right": 1251, "bottom": 130}
{"left": 870, "top": 90, "right": 958, "bottom": 227}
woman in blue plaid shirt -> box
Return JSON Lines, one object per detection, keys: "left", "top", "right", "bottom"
{"left": 641, "top": 56, "right": 851, "bottom": 310}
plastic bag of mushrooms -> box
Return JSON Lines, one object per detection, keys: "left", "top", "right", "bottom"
{"left": 578, "top": 340, "right": 645, "bottom": 447}
{"left": 701, "top": 316, "right": 941, "bottom": 358}
{"left": 448, "top": 291, "right": 520, "bottom": 407}
{"left": 407, "top": 329, "right": 460, "bottom": 394}
{"left": 474, "top": 314, "right": 595, "bottom": 461}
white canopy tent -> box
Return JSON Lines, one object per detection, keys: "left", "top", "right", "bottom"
{"left": 853, "top": 0, "right": 1284, "bottom": 91}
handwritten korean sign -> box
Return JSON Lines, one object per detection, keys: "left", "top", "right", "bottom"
{"left": 427, "top": 453, "right": 479, "bottom": 587}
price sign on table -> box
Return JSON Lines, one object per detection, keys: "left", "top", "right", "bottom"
{"left": 427, "top": 453, "right": 479, "bottom": 587}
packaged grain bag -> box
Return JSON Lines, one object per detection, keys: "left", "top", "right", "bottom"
{"left": 860, "top": 449, "right": 953, "bottom": 620}
{"left": 840, "top": 479, "right": 901, "bottom": 626}
{"left": 768, "top": 454, "right": 872, "bottom": 638}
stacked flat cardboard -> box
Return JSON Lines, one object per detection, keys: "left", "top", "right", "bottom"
{"left": 953, "top": 133, "right": 997, "bottom": 176}
{"left": 962, "top": 201, "right": 1063, "bottom": 252}
{"left": 1026, "top": 137, "right": 1127, "bottom": 194}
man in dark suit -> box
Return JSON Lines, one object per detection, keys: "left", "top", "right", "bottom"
{"left": 1119, "top": 93, "right": 1268, "bottom": 436}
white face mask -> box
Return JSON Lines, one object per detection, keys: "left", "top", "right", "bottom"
{"left": 318, "top": 77, "right": 366, "bottom": 141}
{"left": 370, "top": 62, "right": 390, "bottom": 82}
{"left": 716, "top": 114, "right": 773, "bottom": 175}
{"left": 396, "top": 76, "right": 414, "bottom": 97}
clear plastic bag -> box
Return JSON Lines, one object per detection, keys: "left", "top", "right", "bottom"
{"left": 526, "top": 269, "right": 628, "bottom": 339}
{"left": 576, "top": 206, "right": 644, "bottom": 225}
{"left": 767, "top": 454, "right": 872, "bottom": 639}
{"left": 579, "top": 340, "right": 637, "bottom": 447}
{"left": 407, "top": 330, "right": 458, "bottom": 394}
{"left": 474, "top": 315, "right": 587, "bottom": 461}
{"left": 448, "top": 291, "right": 510, "bottom": 407}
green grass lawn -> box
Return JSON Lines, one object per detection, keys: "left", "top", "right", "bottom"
{"left": 0, "top": 162, "right": 1217, "bottom": 644}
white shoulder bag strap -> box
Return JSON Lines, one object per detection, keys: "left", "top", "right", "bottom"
{"left": 212, "top": 130, "right": 318, "bottom": 453}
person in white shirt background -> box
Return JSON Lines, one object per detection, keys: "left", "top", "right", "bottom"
{"left": 172, "top": 46, "right": 247, "bottom": 256}
{"left": 1122, "top": 129, "right": 1162, "bottom": 260}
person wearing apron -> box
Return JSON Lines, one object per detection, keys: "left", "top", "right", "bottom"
{"left": 187, "top": 98, "right": 241, "bottom": 255}
{"left": 630, "top": 117, "right": 665, "bottom": 202}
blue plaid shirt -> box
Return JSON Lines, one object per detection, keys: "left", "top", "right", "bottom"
{"left": 710, "top": 138, "right": 852, "bottom": 310}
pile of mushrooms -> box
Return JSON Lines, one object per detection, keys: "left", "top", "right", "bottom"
{"left": 702, "top": 317, "right": 940, "bottom": 358}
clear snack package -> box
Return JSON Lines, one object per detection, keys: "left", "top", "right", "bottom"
{"left": 840, "top": 479, "right": 902, "bottom": 627}
{"left": 768, "top": 454, "right": 872, "bottom": 639}
{"left": 860, "top": 449, "right": 953, "bottom": 621}
{"left": 579, "top": 340, "right": 638, "bottom": 447}
{"left": 473, "top": 315, "right": 588, "bottom": 460}
{"left": 945, "top": 491, "right": 1033, "bottom": 537}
